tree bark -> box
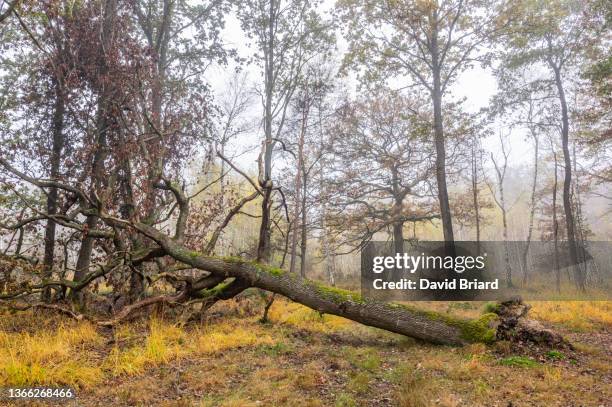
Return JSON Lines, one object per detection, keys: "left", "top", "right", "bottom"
{"left": 392, "top": 216, "right": 404, "bottom": 255}
{"left": 72, "top": 0, "right": 117, "bottom": 303}
{"left": 127, "top": 0, "right": 174, "bottom": 302}
{"left": 491, "top": 151, "right": 512, "bottom": 288}
{"left": 552, "top": 149, "right": 560, "bottom": 293}
{"left": 522, "top": 130, "right": 538, "bottom": 284}
{"left": 471, "top": 141, "right": 481, "bottom": 254}
{"left": 290, "top": 97, "right": 307, "bottom": 273}
{"left": 430, "top": 16, "right": 454, "bottom": 248}
{"left": 41, "top": 83, "right": 65, "bottom": 302}
{"left": 299, "top": 170, "right": 308, "bottom": 277}
{"left": 552, "top": 66, "right": 582, "bottom": 291}
{"left": 132, "top": 223, "right": 495, "bottom": 346}
{"left": 125, "top": 222, "right": 567, "bottom": 347}
{"left": 256, "top": 0, "right": 276, "bottom": 263}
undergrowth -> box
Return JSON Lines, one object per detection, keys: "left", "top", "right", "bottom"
{"left": 0, "top": 299, "right": 609, "bottom": 407}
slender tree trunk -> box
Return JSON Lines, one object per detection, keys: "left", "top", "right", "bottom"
{"left": 220, "top": 142, "right": 226, "bottom": 205}
{"left": 471, "top": 142, "right": 481, "bottom": 254}
{"left": 300, "top": 171, "right": 308, "bottom": 277}
{"left": 392, "top": 220, "right": 404, "bottom": 255}
{"left": 322, "top": 223, "right": 336, "bottom": 286}
{"left": 290, "top": 97, "right": 308, "bottom": 273}
{"left": 42, "top": 84, "right": 65, "bottom": 302}
{"left": 491, "top": 152, "right": 512, "bottom": 288}
{"left": 430, "top": 18, "right": 454, "bottom": 248}
{"left": 73, "top": 113, "right": 107, "bottom": 301}
{"left": 256, "top": 0, "right": 276, "bottom": 263}
{"left": 289, "top": 192, "right": 300, "bottom": 273}
{"left": 317, "top": 101, "right": 335, "bottom": 286}
{"left": 552, "top": 66, "right": 582, "bottom": 290}
{"left": 522, "top": 131, "right": 538, "bottom": 285}
{"left": 391, "top": 169, "right": 405, "bottom": 255}
{"left": 572, "top": 144, "right": 588, "bottom": 279}
{"left": 500, "top": 188, "right": 512, "bottom": 288}
{"left": 15, "top": 219, "right": 24, "bottom": 256}
{"left": 552, "top": 149, "right": 560, "bottom": 293}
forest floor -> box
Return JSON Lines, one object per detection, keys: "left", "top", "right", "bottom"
{"left": 0, "top": 295, "right": 610, "bottom": 407}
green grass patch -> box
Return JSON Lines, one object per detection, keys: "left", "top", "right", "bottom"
{"left": 546, "top": 350, "right": 565, "bottom": 360}
{"left": 500, "top": 356, "right": 539, "bottom": 368}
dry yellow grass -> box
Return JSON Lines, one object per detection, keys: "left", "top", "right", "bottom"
{"left": 107, "top": 317, "right": 277, "bottom": 377}
{"left": 0, "top": 299, "right": 609, "bottom": 406}
{"left": 530, "top": 301, "right": 612, "bottom": 331}
{"left": 0, "top": 321, "right": 104, "bottom": 388}
{"left": 267, "top": 300, "right": 352, "bottom": 332}
{"left": 0, "top": 312, "right": 279, "bottom": 389}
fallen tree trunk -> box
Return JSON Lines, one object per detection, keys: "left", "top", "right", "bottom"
{"left": 133, "top": 223, "right": 498, "bottom": 346}
{"left": 0, "top": 218, "right": 566, "bottom": 346}
{"left": 130, "top": 223, "right": 571, "bottom": 347}
{"left": 1, "top": 219, "right": 569, "bottom": 347}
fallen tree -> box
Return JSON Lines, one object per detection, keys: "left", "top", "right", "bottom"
{"left": 61, "top": 220, "right": 559, "bottom": 348}
{"left": 0, "top": 160, "right": 568, "bottom": 347}
{"left": 0, "top": 223, "right": 570, "bottom": 347}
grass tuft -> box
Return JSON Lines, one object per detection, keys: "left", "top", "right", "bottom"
{"left": 0, "top": 321, "right": 104, "bottom": 388}
{"left": 499, "top": 356, "right": 539, "bottom": 368}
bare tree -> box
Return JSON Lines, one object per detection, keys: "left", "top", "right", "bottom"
{"left": 238, "top": 0, "right": 333, "bottom": 262}
{"left": 487, "top": 132, "right": 514, "bottom": 288}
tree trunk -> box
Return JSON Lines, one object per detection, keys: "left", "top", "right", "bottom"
{"left": 41, "top": 84, "right": 65, "bottom": 302}
{"left": 552, "top": 149, "right": 560, "bottom": 293}
{"left": 491, "top": 152, "right": 512, "bottom": 288}
{"left": 256, "top": 0, "right": 276, "bottom": 263}
{"left": 430, "top": 20, "right": 454, "bottom": 248}
{"left": 391, "top": 169, "right": 405, "bottom": 255}
{"left": 72, "top": 0, "right": 117, "bottom": 303}
{"left": 471, "top": 141, "right": 481, "bottom": 254}
{"left": 290, "top": 101, "right": 307, "bottom": 273}
{"left": 552, "top": 66, "right": 582, "bottom": 290}
{"left": 392, "top": 219, "right": 404, "bottom": 255}
{"left": 500, "top": 187, "right": 512, "bottom": 288}
{"left": 127, "top": 0, "right": 173, "bottom": 302}
{"left": 257, "top": 186, "right": 273, "bottom": 262}
{"left": 522, "top": 131, "right": 538, "bottom": 284}
{"left": 134, "top": 223, "right": 493, "bottom": 345}
{"left": 300, "top": 171, "right": 308, "bottom": 277}
{"left": 572, "top": 144, "right": 588, "bottom": 280}
{"left": 132, "top": 222, "right": 568, "bottom": 347}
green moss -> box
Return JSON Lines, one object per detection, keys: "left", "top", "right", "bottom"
{"left": 214, "top": 256, "right": 285, "bottom": 276}
{"left": 219, "top": 256, "right": 245, "bottom": 264}
{"left": 312, "top": 283, "right": 365, "bottom": 304}
{"left": 198, "top": 254, "right": 499, "bottom": 344}
{"left": 457, "top": 313, "right": 498, "bottom": 343}
{"left": 483, "top": 302, "right": 501, "bottom": 314}
{"left": 198, "top": 280, "right": 232, "bottom": 298}
{"left": 546, "top": 350, "right": 565, "bottom": 360}
{"left": 177, "top": 248, "right": 202, "bottom": 259}
{"left": 382, "top": 302, "right": 498, "bottom": 344}
{"left": 250, "top": 262, "right": 284, "bottom": 276}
